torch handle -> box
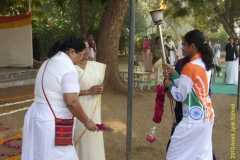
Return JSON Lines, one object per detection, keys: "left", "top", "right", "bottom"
{"left": 158, "top": 24, "right": 167, "bottom": 63}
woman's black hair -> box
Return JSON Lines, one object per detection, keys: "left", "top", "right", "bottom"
{"left": 234, "top": 37, "right": 239, "bottom": 41}
{"left": 184, "top": 30, "right": 214, "bottom": 71}
{"left": 234, "top": 38, "right": 239, "bottom": 45}
{"left": 155, "top": 36, "right": 160, "bottom": 43}
{"left": 47, "top": 36, "right": 86, "bottom": 58}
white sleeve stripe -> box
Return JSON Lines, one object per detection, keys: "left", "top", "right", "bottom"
{"left": 173, "top": 78, "right": 180, "bottom": 87}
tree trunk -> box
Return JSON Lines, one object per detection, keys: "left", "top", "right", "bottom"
{"left": 79, "top": 0, "right": 87, "bottom": 38}
{"left": 211, "top": 1, "right": 238, "bottom": 38}
{"left": 97, "top": 0, "right": 129, "bottom": 91}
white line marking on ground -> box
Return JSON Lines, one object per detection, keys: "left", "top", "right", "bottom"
{"left": 0, "top": 107, "right": 29, "bottom": 117}
{"left": 0, "top": 99, "right": 33, "bottom": 108}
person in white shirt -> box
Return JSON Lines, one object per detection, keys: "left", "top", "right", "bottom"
{"left": 206, "top": 36, "right": 212, "bottom": 48}
{"left": 177, "top": 36, "right": 184, "bottom": 59}
{"left": 168, "top": 36, "right": 176, "bottom": 50}
{"left": 167, "top": 36, "right": 176, "bottom": 65}
{"left": 22, "top": 37, "right": 99, "bottom": 160}
{"left": 165, "top": 36, "right": 176, "bottom": 65}
{"left": 213, "top": 40, "right": 221, "bottom": 66}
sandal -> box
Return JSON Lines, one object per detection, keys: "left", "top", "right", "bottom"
{"left": 96, "top": 124, "right": 114, "bottom": 132}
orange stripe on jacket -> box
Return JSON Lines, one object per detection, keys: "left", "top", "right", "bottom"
{"left": 181, "top": 54, "right": 213, "bottom": 121}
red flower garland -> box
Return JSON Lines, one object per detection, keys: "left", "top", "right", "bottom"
{"left": 152, "top": 84, "right": 166, "bottom": 123}
{"left": 146, "top": 84, "right": 166, "bottom": 143}
{"left": 146, "top": 134, "right": 156, "bottom": 143}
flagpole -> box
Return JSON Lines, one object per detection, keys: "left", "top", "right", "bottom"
{"left": 126, "top": 0, "right": 135, "bottom": 159}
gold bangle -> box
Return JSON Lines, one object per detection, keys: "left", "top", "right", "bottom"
{"left": 86, "top": 90, "right": 88, "bottom": 95}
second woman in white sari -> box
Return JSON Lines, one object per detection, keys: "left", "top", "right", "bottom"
{"left": 73, "top": 41, "right": 106, "bottom": 160}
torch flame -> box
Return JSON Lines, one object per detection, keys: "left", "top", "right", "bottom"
{"left": 158, "top": 0, "right": 167, "bottom": 10}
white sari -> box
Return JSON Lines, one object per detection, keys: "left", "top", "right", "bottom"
{"left": 226, "top": 59, "right": 239, "bottom": 85}
{"left": 74, "top": 61, "right": 106, "bottom": 160}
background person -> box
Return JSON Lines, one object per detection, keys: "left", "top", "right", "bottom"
{"left": 152, "top": 36, "right": 169, "bottom": 85}
{"left": 92, "top": 35, "right": 97, "bottom": 60}
{"left": 22, "top": 37, "right": 98, "bottom": 160}
{"left": 142, "top": 36, "right": 152, "bottom": 72}
{"left": 177, "top": 36, "right": 184, "bottom": 59}
{"left": 164, "top": 38, "right": 175, "bottom": 65}
{"left": 206, "top": 36, "right": 212, "bottom": 48}
{"left": 234, "top": 38, "right": 240, "bottom": 66}
{"left": 87, "top": 35, "right": 96, "bottom": 61}
{"left": 213, "top": 40, "right": 221, "bottom": 67}
{"left": 167, "top": 36, "right": 176, "bottom": 50}
{"left": 32, "top": 33, "right": 41, "bottom": 61}
{"left": 225, "top": 37, "right": 239, "bottom": 85}
{"left": 167, "top": 36, "right": 177, "bottom": 64}
{"left": 74, "top": 40, "right": 106, "bottom": 160}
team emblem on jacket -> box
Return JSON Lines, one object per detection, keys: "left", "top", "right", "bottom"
{"left": 175, "top": 92, "right": 183, "bottom": 101}
{"left": 190, "top": 107, "right": 203, "bottom": 120}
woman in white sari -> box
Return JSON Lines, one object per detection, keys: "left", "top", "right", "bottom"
{"left": 74, "top": 41, "right": 106, "bottom": 160}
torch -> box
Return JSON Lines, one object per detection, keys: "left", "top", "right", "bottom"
{"left": 149, "top": 1, "right": 168, "bottom": 85}
{"left": 149, "top": 1, "right": 167, "bottom": 63}
{"left": 146, "top": 1, "right": 177, "bottom": 143}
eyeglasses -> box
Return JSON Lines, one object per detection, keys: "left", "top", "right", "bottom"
{"left": 84, "top": 47, "right": 90, "bottom": 52}
{"left": 79, "top": 53, "right": 83, "bottom": 58}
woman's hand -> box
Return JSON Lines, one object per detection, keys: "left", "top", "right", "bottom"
{"left": 84, "top": 119, "right": 99, "bottom": 132}
{"left": 164, "top": 79, "right": 173, "bottom": 88}
{"left": 64, "top": 93, "right": 98, "bottom": 132}
{"left": 89, "top": 85, "right": 103, "bottom": 94}
{"left": 163, "top": 69, "right": 171, "bottom": 79}
{"left": 162, "top": 63, "right": 175, "bottom": 75}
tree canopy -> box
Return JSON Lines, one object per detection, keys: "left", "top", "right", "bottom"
{"left": 167, "top": 0, "right": 240, "bottom": 38}
{"left": 2, "top": 0, "right": 239, "bottom": 50}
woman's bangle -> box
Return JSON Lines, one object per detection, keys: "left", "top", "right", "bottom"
{"left": 83, "top": 118, "right": 90, "bottom": 125}
{"left": 86, "top": 90, "right": 88, "bottom": 95}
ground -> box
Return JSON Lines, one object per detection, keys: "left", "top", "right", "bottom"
{"left": 0, "top": 55, "right": 239, "bottom": 160}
